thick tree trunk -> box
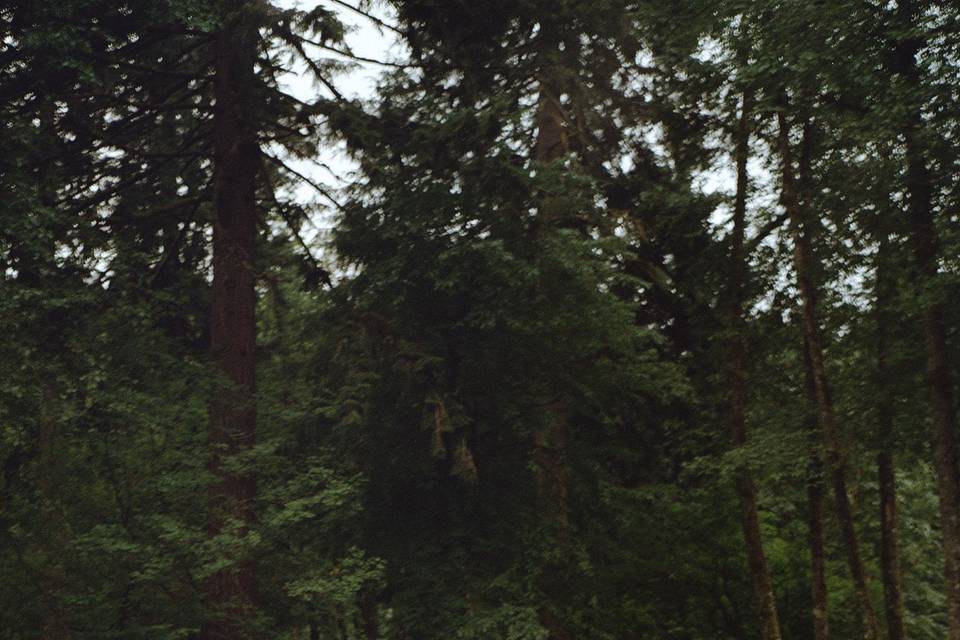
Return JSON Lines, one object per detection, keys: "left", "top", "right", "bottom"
{"left": 907, "top": 138, "right": 960, "bottom": 640}
{"left": 534, "top": 80, "right": 567, "bottom": 166}
{"left": 29, "top": 101, "right": 73, "bottom": 640}
{"left": 875, "top": 235, "right": 907, "bottom": 640}
{"left": 531, "top": 76, "right": 571, "bottom": 526}
{"left": 531, "top": 21, "right": 570, "bottom": 524}
{"left": 725, "top": 91, "right": 782, "bottom": 640}
{"left": 890, "top": 5, "right": 960, "bottom": 634}
{"left": 530, "top": 26, "right": 573, "bottom": 640}
{"left": 203, "top": 3, "right": 260, "bottom": 638}
{"left": 777, "top": 110, "right": 881, "bottom": 640}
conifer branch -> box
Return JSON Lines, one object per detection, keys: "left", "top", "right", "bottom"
{"left": 327, "top": 0, "right": 404, "bottom": 37}
{"left": 261, "top": 151, "right": 349, "bottom": 215}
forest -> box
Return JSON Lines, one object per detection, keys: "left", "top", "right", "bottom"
{"left": 2, "top": 0, "right": 960, "bottom": 638}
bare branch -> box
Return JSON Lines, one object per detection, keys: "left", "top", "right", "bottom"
{"left": 744, "top": 212, "right": 788, "bottom": 255}
{"left": 258, "top": 154, "right": 331, "bottom": 288}
{"left": 261, "top": 152, "right": 349, "bottom": 214}
{"left": 294, "top": 33, "right": 409, "bottom": 69}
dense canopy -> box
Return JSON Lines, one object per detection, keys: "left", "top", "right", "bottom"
{"left": 2, "top": 0, "right": 960, "bottom": 638}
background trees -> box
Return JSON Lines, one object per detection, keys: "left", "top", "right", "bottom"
{"left": 1, "top": 0, "right": 959, "bottom": 638}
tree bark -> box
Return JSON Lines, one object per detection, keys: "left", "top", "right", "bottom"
{"left": 534, "top": 78, "right": 567, "bottom": 167}
{"left": 725, "top": 91, "right": 782, "bottom": 640}
{"left": 906, "top": 127, "right": 960, "bottom": 640}
{"left": 808, "top": 477, "right": 829, "bottom": 640}
{"left": 38, "top": 389, "right": 72, "bottom": 640}
{"left": 875, "top": 233, "right": 908, "bottom": 640}
{"left": 776, "top": 110, "right": 882, "bottom": 640}
{"left": 802, "top": 335, "right": 829, "bottom": 640}
{"left": 203, "top": 3, "right": 260, "bottom": 638}
{"left": 890, "top": 4, "right": 960, "bottom": 635}
{"left": 530, "top": 24, "right": 573, "bottom": 640}
{"left": 531, "top": 21, "right": 570, "bottom": 526}
{"left": 359, "top": 590, "right": 380, "bottom": 640}
{"left": 28, "top": 100, "right": 73, "bottom": 640}
{"left": 797, "top": 122, "right": 830, "bottom": 640}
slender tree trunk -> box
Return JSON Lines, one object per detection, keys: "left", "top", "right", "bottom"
{"left": 776, "top": 110, "right": 881, "bottom": 640}
{"left": 808, "top": 474, "right": 830, "bottom": 640}
{"left": 875, "top": 234, "right": 908, "bottom": 640}
{"left": 38, "top": 391, "right": 72, "bottom": 640}
{"left": 801, "top": 335, "right": 830, "bottom": 640}
{"left": 796, "top": 124, "right": 830, "bottom": 640}
{"left": 359, "top": 590, "right": 380, "bottom": 640}
{"left": 725, "top": 91, "right": 782, "bottom": 640}
{"left": 878, "top": 450, "right": 906, "bottom": 638}
{"left": 202, "top": 3, "right": 260, "bottom": 638}
{"left": 890, "top": 5, "right": 960, "bottom": 634}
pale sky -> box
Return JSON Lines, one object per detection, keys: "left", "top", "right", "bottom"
{"left": 274, "top": 0, "right": 400, "bottom": 243}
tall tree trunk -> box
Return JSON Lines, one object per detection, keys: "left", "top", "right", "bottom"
{"left": 891, "top": 4, "right": 960, "bottom": 635}
{"left": 203, "top": 3, "right": 260, "bottom": 638}
{"left": 28, "top": 100, "right": 73, "bottom": 640}
{"left": 876, "top": 234, "right": 908, "bottom": 640}
{"left": 359, "top": 590, "right": 380, "bottom": 640}
{"left": 906, "top": 118, "right": 960, "bottom": 640}
{"left": 531, "top": 20, "right": 570, "bottom": 526}
{"left": 808, "top": 468, "right": 830, "bottom": 640}
{"left": 796, "top": 123, "right": 829, "bottom": 640}
{"left": 776, "top": 110, "right": 882, "bottom": 640}
{"left": 802, "top": 335, "right": 829, "bottom": 640}
{"left": 37, "top": 390, "right": 72, "bottom": 640}
{"left": 530, "top": 24, "right": 572, "bottom": 640}
{"left": 725, "top": 91, "right": 782, "bottom": 640}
